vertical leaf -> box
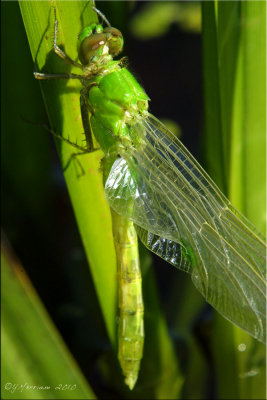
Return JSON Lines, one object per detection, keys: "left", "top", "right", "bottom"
{"left": 230, "top": 0, "right": 266, "bottom": 232}
{"left": 19, "top": 0, "right": 117, "bottom": 348}
{"left": 202, "top": 1, "right": 266, "bottom": 398}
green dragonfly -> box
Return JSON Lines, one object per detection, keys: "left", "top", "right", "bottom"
{"left": 33, "top": 3, "right": 266, "bottom": 390}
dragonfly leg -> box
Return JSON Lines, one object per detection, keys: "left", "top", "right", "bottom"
{"left": 92, "top": 6, "right": 111, "bottom": 27}
{"left": 42, "top": 123, "right": 100, "bottom": 176}
{"left": 53, "top": 7, "right": 83, "bottom": 70}
{"left": 34, "top": 72, "right": 84, "bottom": 80}
{"left": 80, "top": 87, "right": 96, "bottom": 152}
{"left": 38, "top": 124, "right": 90, "bottom": 152}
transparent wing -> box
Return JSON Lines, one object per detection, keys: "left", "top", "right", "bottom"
{"left": 105, "top": 114, "right": 266, "bottom": 343}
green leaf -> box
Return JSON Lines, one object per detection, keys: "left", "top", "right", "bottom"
{"left": 229, "top": 0, "right": 266, "bottom": 232}
{"left": 202, "top": 1, "right": 266, "bottom": 399}
{"left": 19, "top": 0, "right": 117, "bottom": 347}
{"left": 202, "top": 1, "right": 225, "bottom": 192}
{"left": 1, "top": 236, "right": 95, "bottom": 400}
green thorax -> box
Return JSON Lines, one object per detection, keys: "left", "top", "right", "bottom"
{"left": 78, "top": 23, "right": 150, "bottom": 163}
{"left": 88, "top": 66, "right": 149, "bottom": 154}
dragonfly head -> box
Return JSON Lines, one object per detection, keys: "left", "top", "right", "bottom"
{"left": 78, "top": 23, "right": 124, "bottom": 65}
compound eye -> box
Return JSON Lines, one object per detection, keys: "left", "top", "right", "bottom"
{"left": 78, "top": 32, "right": 107, "bottom": 65}
{"left": 103, "top": 27, "right": 123, "bottom": 56}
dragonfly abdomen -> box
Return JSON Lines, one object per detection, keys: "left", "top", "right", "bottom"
{"left": 111, "top": 210, "right": 144, "bottom": 390}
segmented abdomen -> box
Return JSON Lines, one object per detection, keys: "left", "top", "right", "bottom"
{"left": 111, "top": 210, "right": 144, "bottom": 390}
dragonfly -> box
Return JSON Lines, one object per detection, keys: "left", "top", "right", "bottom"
{"left": 34, "top": 3, "right": 266, "bottom": 390}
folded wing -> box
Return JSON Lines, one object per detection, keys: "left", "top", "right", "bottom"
{"left": 105, "top": 114, "right": 266, "bottom": 343}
